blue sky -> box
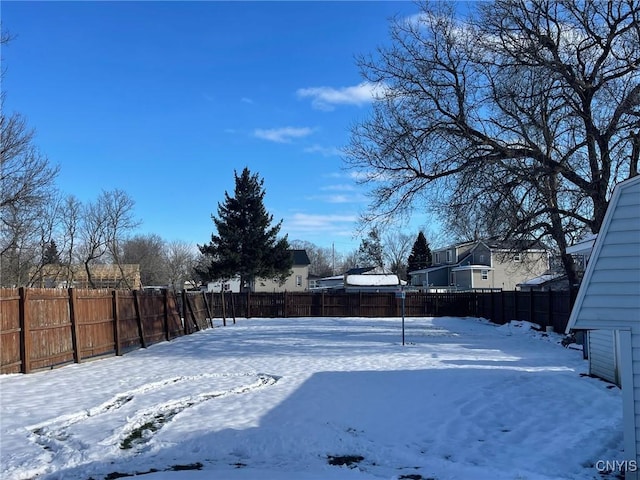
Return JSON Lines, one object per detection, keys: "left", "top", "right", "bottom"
{"left": 3, "top": 1, "right": 429, "bottom": 253}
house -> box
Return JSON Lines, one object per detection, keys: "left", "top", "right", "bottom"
{"left": 33, "top": 264, "right": 142, "bottom": 289}
{"left": 409, "top": 239, "right": 549, "bottom": 291}
{"left": 566, "top": 175, "right": 640, "bottom": 479}
{"left": 254, "top": 249, "right": 311, "bottom": 292}
{"left": 566, "top": 233, "right": 597, "bottom": 272}
{"left": 202, "top": 277, "right": 242, "bottom": 293}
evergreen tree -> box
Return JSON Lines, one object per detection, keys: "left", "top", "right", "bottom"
{"left": 42, "top": 240, "right": 61, "bottom": 265}
{"left": 356, "top": 228, "right": 384, "bottom": 268}
{"left": 198, "top": 167, "right": 292, "bottom": 292}
{"left": 407, "top": 231, "right": 432, "bottom": 279}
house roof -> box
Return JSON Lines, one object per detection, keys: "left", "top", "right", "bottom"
{"left": 566, "top": 234, "right": 597, "bottom": 256}
{"left": 451, "top": 265, "right": 494, "bottom": 272}
{"left": 432, "top": 238, "right": 547, "bottom": 254}
{"left": 290, "top": 249, "right": 311, "bottom": 266}
{"left": 482, "top": 238, "right": 548, "bottom": 251}
{"left": 517, "top": 273, "right": 565, "bottom": 286}
{"left": 345, "top": 274, "right": 400, "bottom": 287}
{"left": 567, "top": 175, "right": 640, "bottom": 332}
{"left": 408, "top": 265, "right": 449, "bottom": 275}
{"left": 344, "top": 266, "right": 376, "bottom": 275}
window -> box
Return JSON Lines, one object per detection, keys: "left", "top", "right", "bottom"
{"left": 513, "top": 253, "right": 521, "bottom": 262}
{"left": 481, "top": 270, "right": 488, "bottom": 280}
{"left": 446, "top": 250, "right": 452, "bottom": 263}
{"left": 479, "top": 254, "right": 486, "bottom": 263}
{"left": 435, "top": 253, "right": 440, "bottom": 264}
{"left": 296, "top": 275, "right": 303, "bottom": 287}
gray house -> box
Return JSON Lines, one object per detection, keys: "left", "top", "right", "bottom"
{"left": 566, "top": 175, "right": 640, "bottom": 479}
{"left": 409, "top": 239, "right": 549, "bottom": 291}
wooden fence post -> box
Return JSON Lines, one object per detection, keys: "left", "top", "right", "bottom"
{"left": 246, "top": 291, "right": 251, "bottom": 319}
{"left": 112, "top": 290, "right": 122, "bottom": 356}
{"left": 163, "top": 288, "right": 170, "bottom": 341}
{"left": 185, "top": 293, "right": 200, "bottom": 331}
{"left": 489, "top": 292, "right": 496, "bottom": 321}
{"left": 202, "top": 291, "right": 214, "bottom": 329}
{"left": 133, "top": 290, "right": 147, "bottom": 348}
{"left": 548, "top": 290, "right": 554, "bottom": 332}
{"left": 284, "top": 291, "right": 288, "bottom": 318}
{"left": 181, "top": 290, "right": 190, "bottom": 334}
{"left": 18, "top": 287, "right": 30, "bottom": 374}
{"left": 230, "top": 292, "right": 236, "bottom": 324}
{"left": 529, "top": 289, "right": 535, "bottom": 324}
{"left": 68, "top": 288, "right": 81, "bottom": 364}
{"left": 221, "top": 290, "right": 227, "bottom": 326}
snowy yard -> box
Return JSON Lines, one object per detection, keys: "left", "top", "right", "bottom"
{"left": 0, "top": 316, "right": 624, "bottom": 480}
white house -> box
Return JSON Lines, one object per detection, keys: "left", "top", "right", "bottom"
{"left": 202, "top": 277, "right": 241, "bottom": 293}
{"left": 254, "top": 250, "right": 311, "bottom": 292}
{"left": 566, "top": 175, "right": 640, "bottom": 479}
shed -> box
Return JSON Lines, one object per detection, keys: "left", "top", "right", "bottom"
{"left": 566, "top": 175, "right": 640, "bottom": 479}
{"left": 344, "top": 274, "right": 402, "bottom": 293}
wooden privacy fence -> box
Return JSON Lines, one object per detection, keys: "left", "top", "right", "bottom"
{"left": 0, "top": 288, "right": 216, "bottom": 374}
{"left": 203, "top": 290, "right": 575, "bottom": 332}
{"left": 1, "top": 288, "right": 575, "bottom": 375}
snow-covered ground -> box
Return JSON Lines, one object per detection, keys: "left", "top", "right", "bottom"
{"left": 0, "top": 317, "right": 624, "bottom": 480}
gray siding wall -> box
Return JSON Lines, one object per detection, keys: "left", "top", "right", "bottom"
{"left": 588, "top": 330, "right": 619, "bottom": 386}
{"left": 428, "top": 269, "right": 449, "bottom": 287}
{"left": 455, "top": 270, "right": 472, "bottom": 289}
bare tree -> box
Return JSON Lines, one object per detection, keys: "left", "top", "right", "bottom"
{"left": 290, "top": 240, "right": 336, "bottom": 277}
{"left": 345, "top": 0, "right": 640, "bottom": 290}
{"left": 59, "top": 194, "right": 82, "bottom": 285}
{"left": 121, "top": 234, "right": 167, "bottom": 286}
{"left": 382, "top": 230, "right": 413, "bottom": 279}
{"left": 76, "top": 189, "right": 138, "bottom": 288}
{"left": 0, "top": 143, "right": 60, "bottom": 286}
{"left": 102, "top": 189, "right": 140, "bottom": 287}
{"left": 77, "top": 197, "right": 109, "bottom": 287}
{"left": 164, "top": 240, "right": 198, "bottom": 291}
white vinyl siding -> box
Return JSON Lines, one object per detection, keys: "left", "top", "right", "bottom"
{"left": 628, "top": 331, "right": 640, "bottom": 479}
{"left": 588, "top": 330, "right": 619, "bottom": 386}
{"left": 568, "top": 177, "right": 640, "bottom": 331}
{"left": 566, "top": 176, "right": 640, "bottom": 477}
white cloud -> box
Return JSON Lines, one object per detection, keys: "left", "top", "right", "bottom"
{"left": 296, "top": 82, "right": 387, "bottom": 111}
{"left": 286, "top": 213, "right": 357, "bottom": 231}
{"left": 253, "top": 127, "right": 314, "bottom": 143}
{"left": 320, "top": 184, "right": 357, "bottom": 192}
{"left": 305, "top": 194, "right": 362, "bottom": 204}
{"left": 303, "top": 144, "right": 341, "bottom": 157}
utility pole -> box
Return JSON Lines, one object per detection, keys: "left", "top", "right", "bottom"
{"left": 332, "top": 242, "right": 335, "bottom": 275}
